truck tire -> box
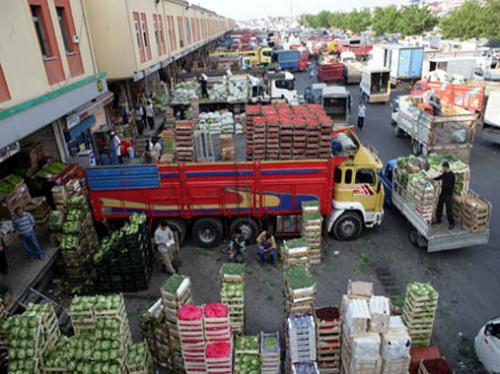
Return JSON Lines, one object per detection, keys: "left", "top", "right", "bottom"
{"left": 229, "top": 217, "right": 259, "bottom": 244}
{"left": 166, "top": 219, "right": 187, "bottom": 245}
{"left": 409, "top": 228, "right": 427, "bottom": 249}
{"left": 332, "top": 212, "right": 363, "bottom": 241}
{"left": 412, "top": 140, "right": 422, "bottom": 155}
{"left": 393, "top": 124, "right": 402, "bottom": 137}
{"left": 191, "top": 218, "right": 224, "bottom": 248}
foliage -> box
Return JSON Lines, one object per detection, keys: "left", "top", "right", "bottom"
{"left": 372, "top": 6, "right": 400, "bottom": 35}
{"left": 440, "top": 0, "right": 500, "bottom": 40}
{"left": 396, "top": 6, "right": 438, "bottom": 35}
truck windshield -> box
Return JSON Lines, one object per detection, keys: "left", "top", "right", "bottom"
{"left": 275, "top": 79, "right": 295, "bottom": 90}
{"left": 356, "top": 169, "right": 376, "bottom": 185}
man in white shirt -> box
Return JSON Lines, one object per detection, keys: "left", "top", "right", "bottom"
{"left": 146, "top": 101, "right": 155, "bottom": 130}
{"left": 154, "top": 221, "right": 176, "bottom": 274}
{"left": 110, "top": 131, "right": 121, "bottom": 164}
{"left": 357, "top": 102, "right": 366, "bottom": 131}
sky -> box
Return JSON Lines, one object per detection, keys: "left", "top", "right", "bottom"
{"left": 193, "top": 0, "right": 407, "bottom": 20}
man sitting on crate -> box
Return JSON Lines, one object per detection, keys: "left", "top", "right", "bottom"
{"left": 429, "top": 161, "right": 455, "bottom": 230}
{"left": 154, "top": 221, "right": 177, "bottom": 274}
{"left": 256, "top": 229, "right": 277, "bottom": 266}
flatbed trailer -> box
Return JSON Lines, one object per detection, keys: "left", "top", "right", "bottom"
{"left": 380, "top": 161, "right": 490, "bottom": 252}
{"left": 394, "top": 95, "right": 478, "bottom": 162}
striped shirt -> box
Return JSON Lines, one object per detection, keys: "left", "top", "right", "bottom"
{"left": 12, "top": 212, "right": 35, "bottom": 236}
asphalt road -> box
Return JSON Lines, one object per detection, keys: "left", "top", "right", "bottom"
{"left": 125, "top": 70, "right": 499, "bottom": 372}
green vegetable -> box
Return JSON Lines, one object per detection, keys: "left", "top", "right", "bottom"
{"left": 285, "top": 265, "right": 315, "bottom": 289}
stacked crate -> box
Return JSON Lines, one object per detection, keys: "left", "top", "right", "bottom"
{"left": 175, "top": 120, "right": 195, "bottom": 162}
{"left": 380, "top": 316, "right": 411, "bottom": 374}
{"left": 282, "top": 239, "right": 310, "bottom": 268}
{"left": 234, "top": 336, "right": 260, "bottom": 373}
{"left": 407, "top": 175, "right": 435, "bottom": 224}
{"left": 139, "top": 299, "right": 170, "bottom": 368}
{"left": 205, "top": 340, "right": 233, "bottom": 374}
{"left": 261, "top": 332, "right": 281, "bottom": 374}
{"left": 402, "top": 283, "right": 438, "bottom": 347}
{"left": 220, "top": 263, "right": 245, "bottom": 334}
{"left": 7, "top": 314, "right": 44, "bottom": 373}
{"left": 284, "top": 266, "right": 316, "bottom": 315}
{"left": 51, "top": 185, "right": 68, "bottom": 211}
{"left": 127, "top": 342, "right": 153, "bottom": 374}
{"left": 60, "top": 195, "right": 98, "bottom": 284}
{"left": 178, "top": 304, "right": 206, "bottom": 374}
{"left": 24, "top": 303, "right": 60, "bottom": 349}
{"left": 314, "top": 307, "right": 341, "bottom": 373}
{"left": 319, "top": 119, "right": 333, "bottom": 159}
{"left": 160, "top": 128, "right": 175, "bottom": 163}
{"left": 161, "top": 275, "right": 193, "bottom": 371}
{"left": 461, "top": 194, "right": 490, "bottom": 233}
{"left": 287, "top": 315, "right": 317, "bottom": 365}
{"left": 252, "top": 117, "right": 267, "bottom": 161}
{"left": 204, "top": 303, "right": 231, "bottom": 342}
{"left": 301, "top": 201, "right": 323, "bottom": 265}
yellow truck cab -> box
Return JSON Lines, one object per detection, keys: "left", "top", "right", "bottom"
{"left": 328, "top": 129, "right": 385, "bottom": 239}
{"left": 209, "top": 47, "right": 272, "bottom": 67}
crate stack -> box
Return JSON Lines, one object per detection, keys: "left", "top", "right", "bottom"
{"left": 7, "top": 314, "right": 45, "bottom": 373}
{"left": 282, "top": 239, "right": 310, "bottom": 268}
{"left": 292, "top": 120, "right": 307, "bottom": 160}
{"left": 319, "top": 118, "right": 333, "bottom": 159}
{"left": 402, "top": 283, "right": 438, "bottom": 348}
{"left": 160, "top": 128, "right": 175, "bottom": 162}
{"left": 47, "top": 210, "right": 65, "bottom": 247}
{"left": 380, "top": 316, "right": 411, "bottom": 374}
{"left": 161, "top": 275, "right": 193, "bottom": 372}
{"left": 284, "top": 266, "right": 316, "bottom": 315}
{"left": 314, "top": 307, "right": 341, "bottom": 373}
{"left": 24, "top": 303, "right": 60, "bottom": 349}
{"left": 175, "top": 120, "right": 195, "bottom": 162}
{"left": 220, "top": 263, "right": 245, "bottom": 334}
{"left": 204, "top": 303, "right": 231, "bottom": 342}
{"left": 252, "top": 117, "right": 267, "bottom": 161}
{"left": 139, "top": 299, "right": 170, "bottom": 369}
{"left": 261, "top": 332, "right": 281, "bottom": 374}
{"left": 407, "top": 174, "right": 435, "bottom": 224}
{"left": 287, "top": 315, "right": 317, "bottom": 368}
{"left": 93, "top": 213, "right": 153, "bottom": 293}
{"left": 178, "top": 304, "right": 206, "bottom": 374}
{"left": 461, "top": 194, "right": 490, "bottom": 233}
{"left": 234, "top": 335, "right": 261, "bottom": 373}
{"left": 301, "top": 201, "right": 323, "bottom": 265}
{"left": 341, "top": 281, "right": 383, "bottom": 374}
{"left": 244, "top": 105, "right": 260, "bottom": 160}
{"left": 205, "top": 340, "right": 233, "bottom": 374}
{"left": 60, "top": 195, "right": 98, "bottom": 284}
{"left": 127, "top": 342, "right": 153, "bottom": 374}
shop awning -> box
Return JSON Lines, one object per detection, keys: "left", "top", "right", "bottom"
{"left": 66, "top": 115, "right": 96, "bottom": 140}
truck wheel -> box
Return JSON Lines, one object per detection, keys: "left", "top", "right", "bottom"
{"left": 412, "top": 141, "right": 422, "bottom": 155}
{"left": 166, "top": 219, "right": 187, "bottom": 245}
{"left": 332, "top": 212, "right": 363, "bottom": 241}
{"left": 229, "top": 218, "right": 259, "bottom": 244}
{"left": 409, "top": 228, "right": 427, "bottom": 249}
{"left": 393, "top": 125, "right": 402, "bottom": 137}
{"left": 191, "top": 218, "right": 224, "bottom": 248}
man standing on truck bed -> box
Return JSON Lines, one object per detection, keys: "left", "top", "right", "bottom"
{"left": 432, "top": 161, "right": 455, "bottom": 230}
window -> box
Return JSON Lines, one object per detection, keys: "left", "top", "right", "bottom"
{"left": 141, "top": 19, "right": 148, "bottom": 48}
{"left": 355, "top": 169, "right": 376, "bottom": 185}
{"left": 345, "top": 169, "right": 353, "bottom": 184}
{"left": 134, "top": 19, "right": 141, "bottom": 48}
{"left": 185, "top": 19, "right": 192, "bottom": 45}
{"left": 334, "top": 168, "right": 341, "bottom": 183}
{"left": 56, "top": 6, "right": 71, "bottom": 53}
{"left": 140, "top": 13, "right": 151, "bottom": 60}
{"left": 153, "top": 15, "right": 159, "bottom": 45}
{"left": 275, "top": 79, "right": 294, "bottom": 91}
{"left": 31, "top": 5, "right": 51, "bottom": 57}
{"left": 158, "top": 15, "right": 165, "bottom": 54}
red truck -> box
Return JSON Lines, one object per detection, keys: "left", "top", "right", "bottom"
{"left": 411, "top": 80, "right": 485, "bottom": 113}
{"left": 86, "top": 140, "right": 385, "bottom": 248}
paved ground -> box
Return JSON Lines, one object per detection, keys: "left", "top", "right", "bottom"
{"left": 121, "top": 71, "right": 500, "bottom": 372}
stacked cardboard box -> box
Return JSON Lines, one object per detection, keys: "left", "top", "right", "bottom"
{"left": 220, "top": 263, "right": 245, "bottom": 334}
{"left": 315, "top": 307, "right": 341, "bottom": 373}
{"left": 284, "top": 266, "right": 316, "bottom": 315}
{"left": 175, "top": 120, "right": 195, "bottom": 162}
{"left": 402, "top": 283, "right": 438, "bottom": 347}
{"left": 245, "top": 104, "right": 333, "bottom": 161}
{"left": 282, "top": 239, "right": 310, "bottom": 268}
{"left": 161, "top": 275, "right": 193, "bottom": 372}
{"left": 301, "top": 201, "right": 323, "bottom": 265}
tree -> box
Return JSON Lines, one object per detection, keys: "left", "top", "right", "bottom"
{"left": 372, "top": 6, "right": 400, "bottom": 35}
{"left": 345, "top": 9, "right": 372, "bottom": 33}
{"left": 396, "top": 5, "right": 438, "bottom": 36}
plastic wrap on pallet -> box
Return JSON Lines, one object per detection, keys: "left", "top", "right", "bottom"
{"left": 381, "top": 317, "right": 411, "bottom": 359}
{"left": 369, "top": 296, "right": 391, "bottom": 334}
{"left": 351, "top": 332, "right": 381, "bottom": 359}
{"left": 345, "top": 299, "right": 371, "bottom": 336}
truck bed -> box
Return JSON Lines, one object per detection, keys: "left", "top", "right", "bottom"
{"left": 392, "top": 187, "right": 490, "bottom": 252}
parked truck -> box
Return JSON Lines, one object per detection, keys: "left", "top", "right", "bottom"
{"left": 271, "top": 50, "right": 301, "bottom": 70}
{"left": 370, "top": 45, "right": 424, "bottom": 84}
{"left": 380, "top": 160, "right": 490, "bottom": 252}
{"left": 481, "top": 90, "right": 500, "bottom": 145}
{"left": 423, "top": 56, "right": 477, "bottom": 80}
{"left": 360, "top": 66, "right": 391, "bottom": 103}
{"left": 392, "top": 95, "right": 478, "bottom": 161}
{"left": 86, "top": 131, "right": 385, "bottom": 247}
{"left": 341, "top": 52, "right": 363, "bottom": 84}
{"left": 209, "top": 47, "right": 273, "bottom": 67}
{"left": 320, "top": 86, "right": 351, "bottom": 126}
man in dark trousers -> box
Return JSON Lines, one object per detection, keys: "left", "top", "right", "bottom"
{"left": 432, "top": 161, "right": 455, "bottom": 229}
{"left": 199, "top": 74, "right": 209, "bottom": 99}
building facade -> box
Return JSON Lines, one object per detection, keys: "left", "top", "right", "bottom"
{"left": 0, "top": 0, "right": 112, "bottom": 165}
{"left": 84, "top": 0, "right": 235, "bottom": 109}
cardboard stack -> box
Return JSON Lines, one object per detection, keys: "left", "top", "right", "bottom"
{"left": 284, "top": 266, "right": 316, "bottom": 315}
{"left": 314, "top": 307, "right": 341, "bottom": 373}
{"left": 175, "top": 120, "right": 195, "bottom": 162}
{"left": 260, "top": 332, "right": 281, "bottom": 374}
{"left": 301, "top": 201, "right": 323, "bottom": 265}
{"left": 220, "top": 263, "right": 245, "bottom": 334}
{"left": 287, "top": 315, "right": 317, "bottom": 366}
{"left": 244, "top": 104, "right": 333, "bottom": 161}
{"left": 178, "top": 304, "right": 206, "bottom": 374}
{"left": 161, "top": 275, "right": 193, "bottom": 372}
{"left": 402, "top": 283, "right": 438, "bottom": 348}
{"left": 282, "top": 238, "right": 310, "bottom": 268}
